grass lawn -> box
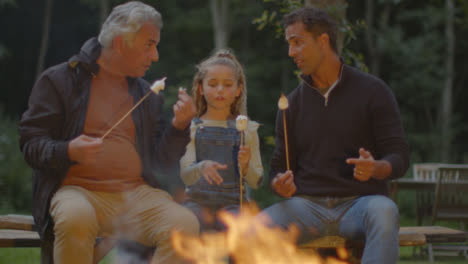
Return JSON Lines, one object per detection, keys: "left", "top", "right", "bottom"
{"left": 1, "top": 246, "right": 467, "bottom": 263}
{"left": 399, "top": 245, "right": 467, "bottom": 263}
{"left": 0, "top": 248, "right": 40, "bottom": 264}
{"left": 0, "top": 248, "right": 115, "bottom": 264}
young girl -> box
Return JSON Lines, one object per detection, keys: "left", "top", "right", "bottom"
{"left": 180, "top": 50, "right": 263, "bottom": 230}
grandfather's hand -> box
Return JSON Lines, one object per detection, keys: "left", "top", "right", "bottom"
{"left": 271, "top": 170, "right": 296, "bottom": 198}
{"left": 346, "top": 147, "right": 392, "bottom": 181}
{"left": 68, "top": 134, "right": 103, "bottom": 165}
{"left": 172, "top": 89, "right": 196, "bottom": 130}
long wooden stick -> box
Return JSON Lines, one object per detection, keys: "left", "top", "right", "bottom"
{"left": 239, "top": 132, "right": 244, "bottom": 209}
{"left": 100, "top": 90, "right": 152, "bottom": 140}
{"left": 283, "top": 111, "right": 290, "bottom": 171}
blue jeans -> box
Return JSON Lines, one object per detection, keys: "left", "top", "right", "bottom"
{"left": 183, "top": 200, "right": 240, "bottom": 231}
{"left": 262, "top": 195, "right": 399, "bottom": 264}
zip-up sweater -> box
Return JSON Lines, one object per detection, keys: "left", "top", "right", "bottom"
{"left": 269, "top": 64, "right": 409, "bottom": 197}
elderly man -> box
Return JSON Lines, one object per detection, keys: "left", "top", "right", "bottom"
{"left": 19, "top": 1, "right": 198, "bottom": 263}
{"left": 262, "top": 7, "right": 409, "bottom": 264}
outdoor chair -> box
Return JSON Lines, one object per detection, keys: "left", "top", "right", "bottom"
{"left": 426, "top": 166, "right": 468, "bottom": 261}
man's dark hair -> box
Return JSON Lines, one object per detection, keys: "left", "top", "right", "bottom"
{"left": 282, "top": 7, "right": 338, "bottom": 53}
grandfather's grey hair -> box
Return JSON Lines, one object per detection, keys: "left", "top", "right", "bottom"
{"left": 98, "top": 1, "right": 162, "bottom": 48}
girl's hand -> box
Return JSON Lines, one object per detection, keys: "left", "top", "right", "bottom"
{"left": 238, "top": 145, "right": 251, "bottom": 177}
{"left": 200, "top": 160, "right": 227, "bottom": 185}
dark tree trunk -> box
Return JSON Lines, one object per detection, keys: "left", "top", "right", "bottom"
{"left": 99, "top": 0, "right": 110, "bottom": 24}
{"left": 440, "top": 0, "right": 455, "bottom": 162}
{"left": 35, "top": 0, "right": 53, "bottom": 79}
{"left": 210, "top": 0, "right": 229, "bottom": 50}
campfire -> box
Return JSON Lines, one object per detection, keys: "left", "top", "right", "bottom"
{"left": 171, "top": 204, "right": 350, "bottom": 264}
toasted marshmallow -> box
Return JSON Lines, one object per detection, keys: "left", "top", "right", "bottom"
{"left": 278, "top": 93, "right": 289, "bottom": 110}
{"left": 150, "top": 77, "right": 167, "bottom": 94}
{"left": 236, "top": 115, "right": 248, "bottom": 131}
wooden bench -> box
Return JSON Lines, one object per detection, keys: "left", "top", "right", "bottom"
{"left": 299, "top": 226, "right": 468, "bottom": 263}
{"left": 300, "top": 226, "right": 427, "bottom": 250}
{"left": 3, "top": 214, "right": 467, "bottom": 263}
{"left": 0, "top": 214, "right": 118, "bottom": 263}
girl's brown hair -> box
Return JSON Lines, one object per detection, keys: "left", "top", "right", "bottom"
{"left": 191, "top": 49, "right": 247, "bottom": 117}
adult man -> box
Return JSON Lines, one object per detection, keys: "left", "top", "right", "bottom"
{"left": 19, "top": 2, "right": 198, "bottom": 263}
{"left": 263, "top": 7, "right": 409, "bottom": 264}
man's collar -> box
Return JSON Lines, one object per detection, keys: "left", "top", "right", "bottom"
{"left": 68, "top": 37, "right": 101, "bottom": 75}
{"left": 300, "top": 62, "right": 344, "bottom": 96}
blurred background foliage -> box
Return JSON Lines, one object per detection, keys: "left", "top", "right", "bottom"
{"left": 0, "top": 109, "right": 31, "bottom": 214}
{"left": 0, "top": 0, "right": 468, "bottom": 217}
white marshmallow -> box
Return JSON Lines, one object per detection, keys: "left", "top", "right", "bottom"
{"left": 150, "top": 77, "right": 167, "bottom": 94}
{"left": 278, "top": 93, "right": 289, "bottom": 110}
{"left": 236, "top": 115, "right": 248, "bottom": 131}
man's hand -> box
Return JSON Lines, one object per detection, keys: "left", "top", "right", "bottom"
{"left": 172, "top": 89, "right": 196, "bottom": 130}
{"left": 68, "top": 135, "right": 103, "bottom": 165}
{"left": 200, "top": 160, "right": 227, "bottom": 185}
{"left": 238, "top": 145, "right": 251, "bottom": 177}
{"left": 271, "top": 170, "right": 296, "bottom": 198}
{"left": 346, "top": 148, "right": 392, "bottom": 181}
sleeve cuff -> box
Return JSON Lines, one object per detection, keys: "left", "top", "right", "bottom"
{"left": 382, "top": 154, "right": 404, "bottom": 179}
{"left": 53, "top": 140, "right": 73, "bottom": 169}
{"left": 245, "top": 165, "right": 263, "bottom": 189}
{"left": 181, "top": 162, "right": 203, "bottom": 186}
{"left": 169, "top": 124, "right": 190, "bottom": 137}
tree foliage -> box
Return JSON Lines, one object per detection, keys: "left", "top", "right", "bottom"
{"left": 0, "top": 109, "right": 31, "bottom": 213}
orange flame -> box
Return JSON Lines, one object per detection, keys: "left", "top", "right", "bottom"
{"left": 171, "top": 204, "right": 350, "bottom": 264}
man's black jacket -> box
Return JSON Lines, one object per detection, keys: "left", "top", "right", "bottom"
{"left": 18, "top": 38, "right": 190, "bottom": 239}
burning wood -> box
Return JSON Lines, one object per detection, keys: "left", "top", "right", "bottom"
{"left": 171, "top": 204, "right": 350, "bottom": 264}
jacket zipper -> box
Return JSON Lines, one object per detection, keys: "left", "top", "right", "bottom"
{"left": 299, "top": 76, "right": 330, "bottom": 106}
{"left": 299, "top": 64, "right": 344, "bottom": 107}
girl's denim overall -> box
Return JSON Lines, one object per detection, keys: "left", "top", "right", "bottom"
{"left": 184, "top": 118, "right": 247, "bottom": 230}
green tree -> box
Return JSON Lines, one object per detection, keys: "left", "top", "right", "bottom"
{"left": 0, "top": 0, "right": 16, "bottom": 60}
{"left": 0, "top": 110, "right": 32, "bottom": 213}
{"left": 372, "top": 1, "right": 460, "bottom": 163}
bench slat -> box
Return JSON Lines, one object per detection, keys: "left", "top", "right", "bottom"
{"left": 400, "top": 226, "right": 468, "bottom": 243}
{"left": 0, "top": 229, "right": 40, "bottom": 247}
{"left": 301, "top": 226, "right": 467, "bottom": 250}
{"left": 300, "top": 230, "right": 427, "bottom": 249}
{"left": 0, "top": 214, "right": 35, "bottom": 231}
{"left": 398, "top": 232, "right": 426, "bottom": 246}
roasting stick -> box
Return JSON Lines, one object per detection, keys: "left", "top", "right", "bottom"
{"left": 236, "top": 115, "right": 248, "bottom": 209}
{"left": 278, "top": 93, "right": 290, "bottom": 171}
{"left": 101, "top": 77, "right": 166, "bottom": 140}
